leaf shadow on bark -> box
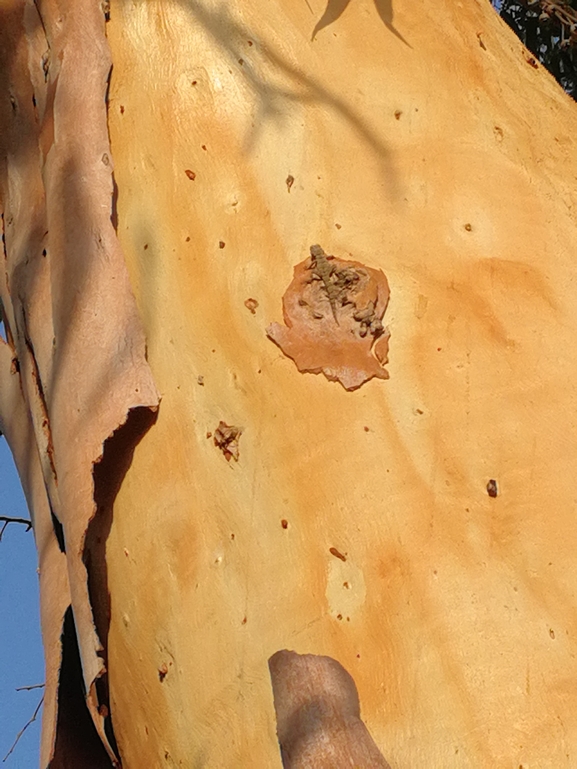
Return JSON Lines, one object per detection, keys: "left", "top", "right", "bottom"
{"left": 311, "top": 0, "right": 351, "bottom": 39}
{"left": 121, "top": 0, "right": 402, "bottom": 201}
{"left": 312, "top": 0, "right": 411, "bottom": 47}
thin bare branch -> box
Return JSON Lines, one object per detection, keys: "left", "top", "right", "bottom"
{"left": 0, "top": 516, "right": 32, "bottom": 542}
{"left": 15, "top": 683, "right": 45, "bottom": 692}
{"left": 2, "top": 695, "right": 43, "bottom": 762}
{"left": 0, "top": 516, "right": 32, "bottom": 528}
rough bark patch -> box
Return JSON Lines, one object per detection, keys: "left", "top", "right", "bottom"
{"left": 267, "top": 246, "right": 390, "bottom": 390}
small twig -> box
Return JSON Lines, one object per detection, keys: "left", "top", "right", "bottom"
{"left": 0, "top": 515, "right": 32, "bottom": 528}
{"left": 15, "top": 684, "right": 45, "bottom": 692}
{"left": 0, "top": 516, "right": 32, "bottom": 542}
{"left": 2, "top": 694, "right": 43, "bottom": 762}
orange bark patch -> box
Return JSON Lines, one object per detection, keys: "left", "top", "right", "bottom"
{"left": 266, "top": 246, "right": 390, "bottom": 390}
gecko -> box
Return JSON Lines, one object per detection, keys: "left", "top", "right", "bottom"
{"left": 308, "top": 244, "right": 340, "bottom": 324}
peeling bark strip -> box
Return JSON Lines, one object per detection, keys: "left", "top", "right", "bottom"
{"left": 269, "top": 650, "right": 391, "bottom": 768}
{"left": 267, "top": 245, "right": 390, "bottom": 390}
{"left": 0, "top": 342, "right": 70, "bottom": 769}
{"left": 0, "top": 1, "right": 159, "bottom": 767}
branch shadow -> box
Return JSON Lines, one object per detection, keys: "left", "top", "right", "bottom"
{"left": 131, "top": 0, "right": 402, "bottom": 200}
{"left": 373, "top": 0, "right": 412, "bottom": 47}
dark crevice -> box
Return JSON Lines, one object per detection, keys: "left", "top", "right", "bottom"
{"left": 50, "top": 502, "right": 66, "bottom": 553}
{"left": 1, "top": 216, "right": 14, "bottom": 349}
{"left": 82, "top": 405, "right": 158, "bottom": 762}
{"left": 104, "top": 63, "right": 112, "bottom": 107}
{"left": 22, "top": 324, "right": 58, "bottom": 482}
{"left": 85, "top": 405, "right": 157, "bottom": 652}
{"left": 103, "top": 64, "right": 118, "bottom": 233}
{"left": 110, "top": 176, "right": 118, "bottom": 232}
{"left": 0, "top": 212, "right": 6, "bottom": 260}
{"left": 0, "top": 299, "right": 8, "bottom": 344}
{"left": 32, "top": 0, "right": 49, "bottom": 44}
{"left": 50, "top": 607, "right": 115, "bottom": 769}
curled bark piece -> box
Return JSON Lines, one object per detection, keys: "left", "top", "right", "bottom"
{"left": 267, "top": 246, "right": 390, "bottom": 390}
{"left": 269, "top": 650, "right": 391, "bottom": 768}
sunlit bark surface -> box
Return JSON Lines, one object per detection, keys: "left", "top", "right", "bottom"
{"left": 4, "top": 0, "right": 577, "bottom": 766}
{"left": 102, "top": 1, "right": 577, "bottom": 766}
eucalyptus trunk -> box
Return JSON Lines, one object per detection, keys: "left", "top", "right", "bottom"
{"left": 1, "top": 0, "right": 577, "bottom": 767}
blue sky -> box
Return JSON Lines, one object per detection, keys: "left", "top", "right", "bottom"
{"left": 0, "top": 437, "right": 44, "bottom": 768}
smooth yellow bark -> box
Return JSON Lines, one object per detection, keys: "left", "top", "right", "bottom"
{"left": 105, "top": 1, "right": 577, "bottom": 766}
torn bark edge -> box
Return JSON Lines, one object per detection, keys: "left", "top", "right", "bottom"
{"left": 51, "top": 607, "right": 117, "bottom": 769}
{"left": 82, "top": 403, "right": 160, "bottom": 766}
{"left": 87, "top": 680, "right": 117, "bottom": 768}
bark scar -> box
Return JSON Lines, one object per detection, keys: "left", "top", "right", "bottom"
{"left": 267, "top": 245, "right": 391, "bottom": 390}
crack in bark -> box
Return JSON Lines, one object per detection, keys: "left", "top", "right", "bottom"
{"left": 22, "top": 322, "right": 58, "bottom": 484}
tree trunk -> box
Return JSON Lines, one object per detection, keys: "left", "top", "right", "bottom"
{"left": 2, "top": 0, "right": 577, "bottom": 766}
